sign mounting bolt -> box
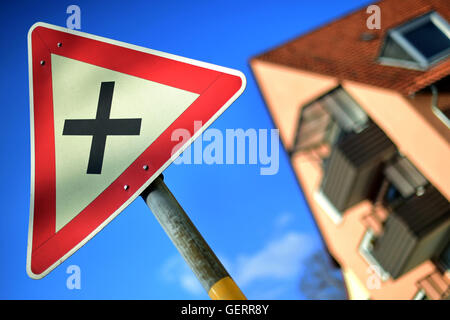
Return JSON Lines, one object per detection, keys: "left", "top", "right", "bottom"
{"left": 124, "top": 185, "right": 129, "bottom": 191}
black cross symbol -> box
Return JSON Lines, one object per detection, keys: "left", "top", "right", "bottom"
{"left": 63, "top": 81, "right": 142, "bottom": 174}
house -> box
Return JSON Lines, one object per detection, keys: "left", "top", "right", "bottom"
{"left": 250, "top": 0, "right": 450, "bottom": 299}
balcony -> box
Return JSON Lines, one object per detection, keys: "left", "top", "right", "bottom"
{"left": 360, "top": 186, "right": 450, "bottom": 281}
{"left": 416, "top": 269, "right": 450, "bottom": 300}
{"left": 291, "top": 85, "right": 450, "bottom": 299}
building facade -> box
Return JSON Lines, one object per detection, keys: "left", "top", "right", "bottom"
{"left": 251, "top": 0, "right": 450, "bottom": 299}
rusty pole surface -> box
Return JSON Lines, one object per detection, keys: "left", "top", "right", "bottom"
{"left": 141, "top": 175, "right": 246, "bottom": 299}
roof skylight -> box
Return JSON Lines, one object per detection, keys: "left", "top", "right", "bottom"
{"left": 379, "top": 11, "right": 450, "bottom": 70}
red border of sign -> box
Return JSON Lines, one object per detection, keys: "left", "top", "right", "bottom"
{"left": 27, "top": 23, "right": 245, "bottom": 278}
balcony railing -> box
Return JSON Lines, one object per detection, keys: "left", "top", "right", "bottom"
{"left": 416, "top": 269, "right": 450, "bottom": 300}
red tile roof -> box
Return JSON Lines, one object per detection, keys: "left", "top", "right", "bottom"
{"left": 253, "top": 0, "right": 450, "bottom": 95}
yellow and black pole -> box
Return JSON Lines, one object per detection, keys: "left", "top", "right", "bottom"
{"left": 141, "top": 175, "right": 246, "bottom": 300}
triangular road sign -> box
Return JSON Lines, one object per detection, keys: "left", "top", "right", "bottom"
{"left": 27, "top": 22, "right": 246, "bottom": 279}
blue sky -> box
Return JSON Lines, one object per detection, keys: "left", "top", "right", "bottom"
{"left": 0, "top": 0, "right": 371, "bottom": 299}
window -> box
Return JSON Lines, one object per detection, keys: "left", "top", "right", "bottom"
{"left": 403, "top": 20, "right": 450, "bottom": 60}
{"left": 379, "top": 12, "right": 450, "bottom": 70}
{"left": 382, "top": 155, "right": 428, "bottom": 206}
{"left": 370, "top": 154, "right": 429, "bottom": 209}
{"left": 383, "top": 183, "right": 403, "bottom": 206}
{"left": 438, "top": 242, "right": 450, "bottom": 272}
{"left": 431, "top": 77, "right": 450, "bottom": 128}
{"left": 413, "top": 77, "right": 450, "bottom": 128}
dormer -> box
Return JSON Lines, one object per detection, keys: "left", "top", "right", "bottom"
{"left": 379, "top": 11, "right": 450, "bottom": 70}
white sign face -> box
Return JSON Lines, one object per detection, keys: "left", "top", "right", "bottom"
{"left": 52, "top": 54, "right": 199, "bottom": 231}
{"left": 27, "top": 22, "right": 246, "bottom": 279}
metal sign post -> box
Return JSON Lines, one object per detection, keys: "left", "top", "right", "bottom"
{"left": 141, "top": 175, "right": 246, "bottom": 300}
